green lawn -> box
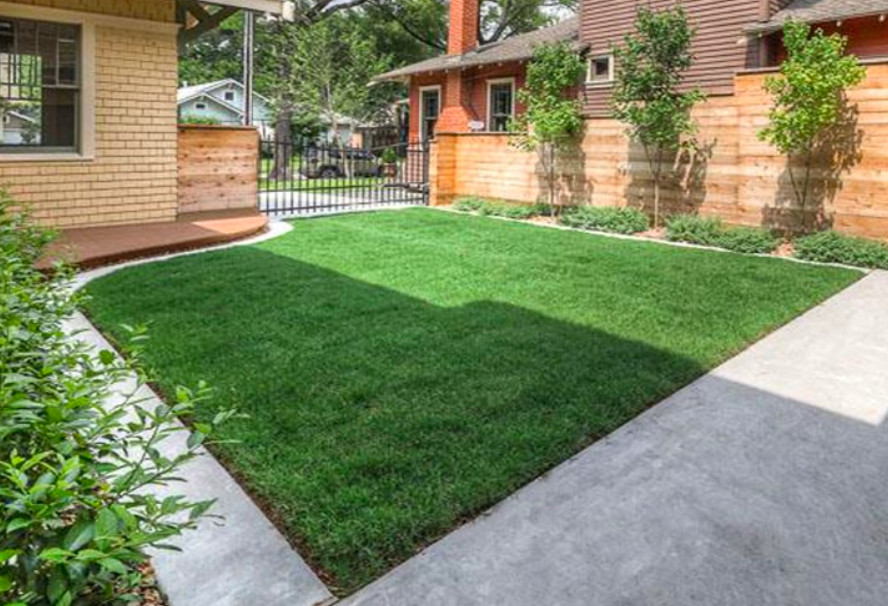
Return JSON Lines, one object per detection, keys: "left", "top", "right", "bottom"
{"left": 83, "top": 209, "right": 859, "bottom": 594}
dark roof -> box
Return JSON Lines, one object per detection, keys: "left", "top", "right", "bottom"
{"left": 748, "top": 0, "right": 888, "bottom": 33}
{"left": 374, "top": 17, "right": 581, "bottom": 81}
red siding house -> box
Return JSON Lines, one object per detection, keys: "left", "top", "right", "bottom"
{"left": 377, "top": 0, "right": 888, "bottom": 140}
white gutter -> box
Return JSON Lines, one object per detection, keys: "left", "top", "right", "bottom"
{"left": 203, "top": 0, "right": 295, "bottom": 19}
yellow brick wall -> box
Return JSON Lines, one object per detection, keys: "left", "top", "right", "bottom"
{"left": 0, "top": 1, "right": 179, "bottom": 227}
{"left": 13, "top": 0, "right": 175, "bottom": 22}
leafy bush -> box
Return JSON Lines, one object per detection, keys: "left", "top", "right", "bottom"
{"left": 559, "top": 206, "right": 649, "bottom": 235}
{"left": 665, "top": 214, "right": 780, "bottom": 254}
{"left": 794, "top": 230, "right": 888, "bottom": 269}
{"left": 452, "top": 196, "right": 486, "bottom": 212}
{"left": 178, "top": 115, "right": 220, "bottom": 126}
{"left": 716, "top": 227, "right": 781, "bottom": 255}
{"left": 453, "top": 197, "right": 542, "bottom": 220}
{"left": 664, "top": 214, "right": 724, "bottom": 246}
{"left": 0, "top": 194, "right": 234, "bottom": 604}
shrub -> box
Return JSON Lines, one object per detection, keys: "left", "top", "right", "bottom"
{"left": 179, "top": 115, "right": 220, "bottom": 126}
{"left": 794, "top": 230, "right": 888, "bottom": 269}
{"left": 665, "top": 214, "right": 780, "bottom": 254}
{"left": 452, "top": 196, "right": 486, "bottom": 212}
{"left": 560, "top": 206, "right": 650, "bottom": 235}
{"left": 664, "top": 213, "right": 724, "bottom": 246}
{"left": 0, "top": 194, "right": 234, "bottom": 604}
{"left": 453, "top": 198, "right": 542, "bottom": 220}
{"left": 716, "top": 227, "right": 781, "bottom": 255}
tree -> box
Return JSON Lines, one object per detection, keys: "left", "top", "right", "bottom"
{"left": 611, "top": 6, "right": 704, "bottom": 228}
{"left": 264, "top": 16, "right": 390, "bottom": 177}
{"left": 179, "top": 12, "right": 244, "bottom": 86}
{"left": 366, "top": 0, "right": 576, "bottom": 53}
{"left": 758, "top": 20, "right": 865, "bottom": 226}
{"left": 509, "top": 41, "right": 586, "bottom": 215}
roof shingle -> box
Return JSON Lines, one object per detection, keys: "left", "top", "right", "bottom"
{"left": 374, "top": 17, "right": 581, "bottom": 81}
{"left": 749, "top": 0, "right": 888, "bottom": 33}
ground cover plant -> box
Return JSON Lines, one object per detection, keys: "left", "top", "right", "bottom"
{"left": 82, "top": 208, "right": 859, "bottom": 594}
{"left": 452, "top": 196, "right": 547, "bottom": 219}
{"left": 0, "top": 198, "right": 231, "bottom": 605}
{"left": 559, "top": 206, "right": 649, "bottom": 235}
{"left": 794, "top": 230, "right": 888, "bottom": 269}
{"left": 666, "top": 214, "right": 781, "bottom": 254}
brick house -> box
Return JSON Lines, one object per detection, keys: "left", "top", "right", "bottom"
{"left": 375, "top": 14, "right": 580, "bottom": 140}
{"left": 380, "top": 0, "right": 888, "bottom": 139}
{"left": 384, "top": 0, "right": 888, "bottom": 238}
{"left": 0, "top": 0, "right": 290, "bottom": 228}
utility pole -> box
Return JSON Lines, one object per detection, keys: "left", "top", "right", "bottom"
{"left": 243, "top": 10, "right": 255, "bottom": 127}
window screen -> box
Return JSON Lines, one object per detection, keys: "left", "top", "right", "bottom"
{"left": 0, "top": 17, "right": 80, "bottom": 152}
{"left": 489, "top": 82, "right": 513, "bottom": 132}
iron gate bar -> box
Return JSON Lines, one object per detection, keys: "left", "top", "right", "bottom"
{"left": 258, "top": 139, "right": 429, "bottom": 217}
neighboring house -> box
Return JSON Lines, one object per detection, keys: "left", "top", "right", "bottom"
{"left": 0, "top": 0, "right": 291, "bottom": 229}
{"left": 177, "top": 79, "right": 371, "bottom": 144}
{"left": 376, "top": 16, "right": 581, "bottom": 140}
{"left": 377, "top": 0, "right": 888, "bottom": 140}
{"left": 0, "top": 110, "right": 37, "bottom": 145}
{"left": 178, "top": 78, "right": 274, "bottom": 137}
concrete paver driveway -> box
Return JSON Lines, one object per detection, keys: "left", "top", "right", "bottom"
{"left": 344, "top": 270, "right": 888, "bottom": 606}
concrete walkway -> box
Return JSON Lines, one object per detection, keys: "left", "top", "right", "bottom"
{"left": 344, "top": 271, "right": 888, "bottom": 606}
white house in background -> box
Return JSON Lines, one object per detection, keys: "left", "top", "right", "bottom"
{"left": 177, "top": 79, "right": 364, "bottom": 145}
{"left": 0, "top": 110, "right": 38, "bottom": 145}
{"left": 178, "top": 79, "right": 274, "bottom": 138}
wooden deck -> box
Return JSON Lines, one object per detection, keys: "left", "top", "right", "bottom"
{"left": 40, "top": 210, "right": 268, "bottom": 270}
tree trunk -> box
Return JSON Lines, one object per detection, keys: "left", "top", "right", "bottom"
{"left": 270, "top": 104, "right": 293, "bottom": 181}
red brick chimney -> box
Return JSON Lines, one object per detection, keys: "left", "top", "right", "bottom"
{"left": 448, "top": 0, "right": 479, "bottom": 55}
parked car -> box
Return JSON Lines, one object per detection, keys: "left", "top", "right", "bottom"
{"left": 300, "top": 146, "right": 382, "bottom": 179}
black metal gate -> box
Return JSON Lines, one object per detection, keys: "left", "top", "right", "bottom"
{"left": 258, "top": 140, "right": 429, "bottom": 216}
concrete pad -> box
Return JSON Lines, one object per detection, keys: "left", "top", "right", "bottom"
{"left": 343, "top": 271, "right": 888, "bottom": 606}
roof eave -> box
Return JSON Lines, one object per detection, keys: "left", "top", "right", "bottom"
{"left": 746, "top": 8, "right": 888, "bottom": 34}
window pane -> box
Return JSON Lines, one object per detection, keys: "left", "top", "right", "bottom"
{"left": 0, "top": 17, "right": 80, "bottom": 151}
{"left": 489, "top": 83, "right": 513, "bottom": 132}
{"left": 590, "top": 57, "right": 611, "bottom": 82}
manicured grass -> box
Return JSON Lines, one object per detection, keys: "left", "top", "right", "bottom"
{"left": 83, "top": 209, "right": 859, "bottom": 594}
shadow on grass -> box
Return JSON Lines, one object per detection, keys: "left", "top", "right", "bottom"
{"left": 84, "top": 245, "right": 732, "bottom": 593}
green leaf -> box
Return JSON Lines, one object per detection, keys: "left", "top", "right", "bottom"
{"left": 95, "top": 509, "right": 118, "bottom": 538}
{"left": 39, "top": 548, "right": 72, "bottom": 563}
{"left": 0, "top": 549, "right": 18, "bottom": 564}
{"left": 99, "top": 349, "right": 115, "bottom": 365}
{"left": 98, "top": 558, "right": 128, "bottom": 575}
{"left": 74, "top": 549, "right": 106, "bottom": 562}
{"left": 5, "top": 518, "right": 29, "bottom": 534}
{"left": 186, "top": 431, "right": 206, "bottom": 449}
{"left": 0, "top": 575, "right": 11, "bottom": 592}
{"left": 62, "top": 520, "right": 94, "bottom": 551}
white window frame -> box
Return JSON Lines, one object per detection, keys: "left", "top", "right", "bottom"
{"left": 587, "top": 54, "right": 615, "bottom": 86}
{"left": 486, "top": 77, "right": 515, "bottom": 133}
{"left": 0, "top": 1, "right": 177, "bottom": 163}
{"left": 418, "top": 84, "right": 441, "bottom": 141}
{"left": 223, "top": 90, "right": 236, "bottom": 102}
